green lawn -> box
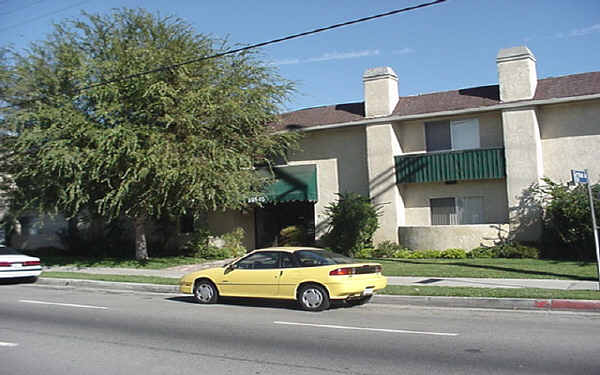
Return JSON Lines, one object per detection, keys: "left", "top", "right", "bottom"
{"left": 40, "top": 255, "right": 212, "bottom": 269}
{"left": 370, "top": 258, "right": 598, "bottom": 280}
{"left": 382, "top": 285, "right": 600, "bottom": 300}
{"left": 42, "top": 272, "right": 179, "bottom": 285}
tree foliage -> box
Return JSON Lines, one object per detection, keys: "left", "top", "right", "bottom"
{"left": 532, "top": 178, "right": 600, "bottom": 259}
{"left": 322, "top": 193, "right": 381, "bottom": 257}
{"left": 0, "top": 8, "right": 299, "bottom": 259}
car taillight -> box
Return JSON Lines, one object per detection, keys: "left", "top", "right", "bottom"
{"left": 375, "top": 265, "right": 382, "bottom": 273}
{"left": 0, "top": 261, "right": 11, "bottom": 267}
{"left": 329, "top": 267, "right": 354, "bottom": 276}
{"left": 24, "top": 260, "right": 40, "bottom": 266}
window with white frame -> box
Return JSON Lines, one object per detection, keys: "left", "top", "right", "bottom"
{"left": 430, "top": 196, "right": 484, "bottom": 225}
{"left": 425, "top": 118, "right": 480, "bottom": 152}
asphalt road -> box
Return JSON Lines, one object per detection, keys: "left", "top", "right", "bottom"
{"left": 1, "top": 284, "right": 599, "bottom": 375}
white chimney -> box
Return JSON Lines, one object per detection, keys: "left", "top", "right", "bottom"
{"left": 363, "top": 67, "right": 399, "bottom": 118}
{"left": 496, "top": 46, "right": 538, "bottom": 102}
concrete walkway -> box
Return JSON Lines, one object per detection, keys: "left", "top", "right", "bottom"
{"left": 43, "top": 263, "right": 599, "bottom": 291}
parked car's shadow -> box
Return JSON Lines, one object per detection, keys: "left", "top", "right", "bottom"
{"left": 0, "top": 277, "right": 38, "bottom": 285}
{"left": 166, "top": 295, "right": 350, "bottom": 311}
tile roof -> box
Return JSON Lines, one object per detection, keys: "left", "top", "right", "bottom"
{"left": 272, "top": 71, "right": 600, "bottom": 131}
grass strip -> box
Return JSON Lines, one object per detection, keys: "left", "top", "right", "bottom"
{"left": 40, "top": 255, "right": 212, "bottom": 269}
{"left": 42, "top": 272, "right": 178, "bottom": 285}
{"left": 381, "top": 285, "right": 600, "bottom": 300}
{"left": 374, "top": 258, "right": 598, "bottom": 280}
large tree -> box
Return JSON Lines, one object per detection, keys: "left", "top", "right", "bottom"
{"left": 0, "top": 8, "right": 298, "bottom": 259}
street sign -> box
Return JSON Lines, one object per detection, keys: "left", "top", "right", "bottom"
{"left": 572, "top": 169, "right": 589, "bottom": 184}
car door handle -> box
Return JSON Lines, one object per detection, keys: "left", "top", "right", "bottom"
{"left": 222, "top": 280, "right": 229, "bottom": 283}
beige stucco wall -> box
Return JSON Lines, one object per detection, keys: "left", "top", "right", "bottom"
{"left": 288, "top": 127, "right": 369, "bottom": 238}
{"left": 396, "top": 111, "right": 504, "bottom": 153}
{"left": 401, "top": 179, "right": 509, "bottom": 225}
{"left": 538, "top": 100, "right": 600, "bottom": 183}
{"left": 206, "top": 209, "right": 256, "bottom": 250}
{"left": 398, "top": 224, "right": 510, "bottom": 250}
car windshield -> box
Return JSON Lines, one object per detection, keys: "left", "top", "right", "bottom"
{"left": 294, "top": 250, "right": 355, "bottom": 266}
{"left": 0, "top": 247, "right": 22, "bottom": 255}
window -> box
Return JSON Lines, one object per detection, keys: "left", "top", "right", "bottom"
{"left": 236, "top": 252, "right": 280, "bottom": 269}
{"left": 430, "top": 196, "right": 484, "bottom": 225}
{"left": 294, "top": 249, "right": 354, "bottom": 267}
{"left": 425, "top": 118, "right": 480, "bottom": 152}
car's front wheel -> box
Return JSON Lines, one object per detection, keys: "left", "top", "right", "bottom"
{"left": 298, "top": 284, "right": 330, "bottom": 311}
{"left": 193, "top": 279, "right": 218, "bottom": 304}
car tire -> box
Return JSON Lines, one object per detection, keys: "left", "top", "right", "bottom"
{"left": 346, "top": 295, "right": 372, "bottom": 307}
{"left": 193, "top": 279, "right": 218, "bottom": 304}
{"left": 298, "top": 284, "right": 330, "bottom": 312}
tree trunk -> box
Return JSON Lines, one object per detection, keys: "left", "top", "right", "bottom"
{"left": 134, "top": 216, "right": 149, "bottom": 260}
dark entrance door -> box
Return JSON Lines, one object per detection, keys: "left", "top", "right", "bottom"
{"left": 255, "top": 202, "right": 315, "bottom": 248}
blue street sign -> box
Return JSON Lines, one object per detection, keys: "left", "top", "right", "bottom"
{"left": 572, "top": 169, "right": 588, "bottom": 184}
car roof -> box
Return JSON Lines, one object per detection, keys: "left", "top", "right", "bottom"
{"left": 250, "top": 247, "right": 326, "bottom": 254}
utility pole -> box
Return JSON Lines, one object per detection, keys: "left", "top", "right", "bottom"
{"left": 584, "top": 170, "right": 600, "bottom": 290}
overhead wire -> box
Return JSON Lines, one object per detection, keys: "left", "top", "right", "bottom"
{"left": 1, "top": 0, "right": 447, "bottom": 111}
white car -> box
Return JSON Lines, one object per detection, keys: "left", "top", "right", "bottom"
{"left": 0, "top": 246, "right": 42, "bottom": 281}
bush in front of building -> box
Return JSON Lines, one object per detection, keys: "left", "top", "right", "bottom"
{"left": 532, "top": 178, "right": 600, "bottom": 260}
{"left": 440, "top": 248, "right": 468, "bottom": 259}
{"left": 322, "top": 193, "right": 381, "bottom": 257}
{"left": 372, "top": 240, "right": 407, "bottom": 258}
{"left": 278, "top": 225, "right": 308, "bottom": 246}
{"left": 184, "top": 227, "right": 246, "bottom": 259}
{"left": 468, "top": 243, "right": 539, "bottom": 259}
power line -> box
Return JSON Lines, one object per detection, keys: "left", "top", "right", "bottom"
{"left": 1, "top": 0, "right": 447, "bottom": 110}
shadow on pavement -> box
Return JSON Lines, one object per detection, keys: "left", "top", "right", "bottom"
{"left": 166, "top": 295, "right": 351, "bottom": 311}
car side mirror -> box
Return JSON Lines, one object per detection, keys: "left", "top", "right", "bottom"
{"left": 225, "top": 263, "right": 237, "bottom": 274}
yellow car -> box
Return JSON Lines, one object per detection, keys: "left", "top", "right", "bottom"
{"left": 179, "top": 247, "right": 387, "bottom": 311}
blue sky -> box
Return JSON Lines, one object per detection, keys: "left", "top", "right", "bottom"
{"left": 1, "top": 0, "right": 599, "bottom": 112}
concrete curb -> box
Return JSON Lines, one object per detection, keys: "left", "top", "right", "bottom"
{"left": 37, "top": 277, "right": 179, "bottom": 294}
{"left": 374, "top": 294, "right": 600, "bottom": 312}
{"left": 37, "top": 277, "right": 600, "bottom": 313}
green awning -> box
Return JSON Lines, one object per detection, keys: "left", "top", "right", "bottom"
{"left": 263, "top": 164, "right": 318, "bottom": 203}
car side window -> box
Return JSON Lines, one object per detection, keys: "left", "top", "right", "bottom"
{"left": 295, "top": 250, "right": 332, "bottom": 267}
{"left": 236, "top": 252, "right": 280, "bottom": 270}
{"left": 280, "top": 253, "right": 297, "bottom": 268}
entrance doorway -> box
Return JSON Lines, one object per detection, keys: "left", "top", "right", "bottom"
{"left": 255, "top": 202, "right": 315, "bottom": 248}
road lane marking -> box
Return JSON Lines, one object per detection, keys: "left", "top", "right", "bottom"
{"left": 274, "top": 321, "right": 459, "bottom": 336}
{"left": 19, "top": 300, "right": 108, "bottom": 310}
{"left": 0, "top": 342, "right": 19, "bottom": 347}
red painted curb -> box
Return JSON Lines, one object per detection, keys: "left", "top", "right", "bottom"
{"left": 534, "top": 299, "right": 600, "bottom": 311}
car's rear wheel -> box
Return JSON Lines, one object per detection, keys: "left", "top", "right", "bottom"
{"left": 193, "top": 279, "right": 218, "bottom": 304}
{"left": 346, "top": 295, "right": 372, "bottom": 306}
{"left": 298, "top": 284, "right": 330, "bottom": 311}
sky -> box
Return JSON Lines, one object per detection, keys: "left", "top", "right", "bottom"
{"left": 1, "top": 0, "right": 599, "bottom": 112}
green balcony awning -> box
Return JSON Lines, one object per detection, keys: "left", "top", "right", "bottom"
{"left": 263, "top": 164, "right": 318, "bottom": 203}
{"left": 395, "top": 147, "right": 506, "bottom": 184}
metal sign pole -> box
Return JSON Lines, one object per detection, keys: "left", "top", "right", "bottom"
{"left": 585, "top": 169, "right": 600, "bottom": 291}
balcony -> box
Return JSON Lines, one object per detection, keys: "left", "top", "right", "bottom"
{"left": 395, "top": 147, "right": 506, "bottom": 184}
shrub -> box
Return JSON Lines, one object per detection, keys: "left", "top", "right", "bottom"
{"left": 373, "top": 241, "right": 406, "bottom": 258}
{"left": 440, "top": 248, "right": 467, "bottom": 259}
{"left": 393, "top": 249, "right": 413, "bottom": 258}
{"left": 221, "top": 227, "right": 247, "bottom": 258}
{"left": 532, "top": 178, "right": 600, "bottom": 260}
{"left": 322, "top": 192, "right": 381, "bottom": 257}
{"left": 279, "top": 225, "right": 307, "bottom": 246}
{"left": 468, "top": 243, "right": 539, "bottom": 259}
{"left": 185, "top": 227, "right": 246, "bottom": 259}
{"left": 353, "top": 248, "right": 374, "bottom": 258}
{"left": 493, "top": 243, "right": 539, "bottom": 259}
{"left": 468, "top": 246, "right": 496, "bottom": 258}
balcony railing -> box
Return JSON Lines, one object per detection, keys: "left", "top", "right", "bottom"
{"left": 395, "top": 147, "right": 506, "bottom": 184}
